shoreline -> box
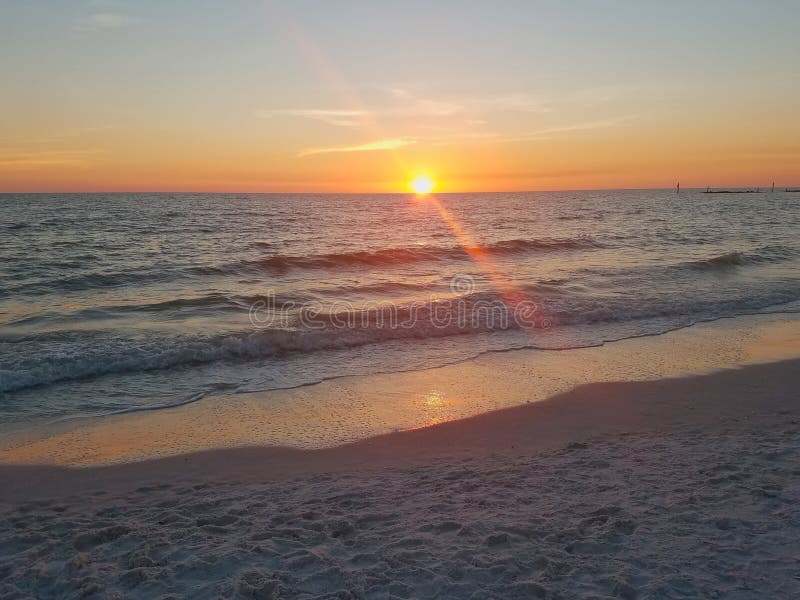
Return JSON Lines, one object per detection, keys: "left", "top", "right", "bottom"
{"left": 2, "top": 311, "right": 800, "bottom": 468}
{"left": 53, "top": 306, "right": 800, "bottom": 420}
{"left": 2, "top": 356, "right": 798, "bottom": 503}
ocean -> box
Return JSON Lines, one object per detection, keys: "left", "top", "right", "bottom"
{"left": 1, "top": 190, "right": 799, "bottom": 432}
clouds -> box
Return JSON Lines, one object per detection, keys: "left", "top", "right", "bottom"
{"left": 256, "top": 83, "right": 639, "bottom": 158}
{"left": 298, "top": 138, "right": 415, "bottom": 157}
{"left": 255, "top": 97, "right": 464, "bottom": 129}
{"left": 514, "top": 115, "right": 639, "bottom": 140}
{"left": 285, "top": 114, "right": 636, "bottom": 158}
{"left": 254, "top": 84, "right": 629, "bottom": 141}
{"left": 0, "top": 128, "right": 109, "bottom": 172}
{"left": 73, "top": 12, "right": 139, "bottom": 32}
{"left": 255, "top": 109, "right": 367, "bottom": 128}
{"left": 0, "top": 149, "right": 100, "bottom": 170}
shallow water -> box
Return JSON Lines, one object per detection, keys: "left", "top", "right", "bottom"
{"left": 1, "top": 190, "right": 799, "bottom": 428}
{"left": 4, "top": 312, "right": 799, "bottom": 466}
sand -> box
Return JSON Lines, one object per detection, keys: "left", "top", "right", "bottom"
{"left": 2, "top": 359, "right": 799, "bottom": 599}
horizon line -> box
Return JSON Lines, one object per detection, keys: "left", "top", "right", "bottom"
{"left": 1, "top": 185, "right": 796, "bottom": 196}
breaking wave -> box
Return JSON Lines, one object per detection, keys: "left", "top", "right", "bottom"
{"left": 682, "top": 246, "right": 797, "bottom": 271}
{"left": 227, "top": 237, "right": 607, "bottom": 273}
{"left": 4, "top": 283, "right": 799, "bottom": 394}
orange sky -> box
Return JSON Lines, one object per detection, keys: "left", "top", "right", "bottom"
{"left": 1, "top": 2, "right": 798, "bottom": 193}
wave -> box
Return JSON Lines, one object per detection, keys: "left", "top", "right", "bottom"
{"left": 1, "top": 292, "right": 311, "bottom": 327}
{"left": 4, "top": 269, "right": 175, "bottom": 296}
{"left": 0, "top": 313, "right": 508, "bottom": 394}
{"left": 229, "top": 237, "right": 607, "bottom": 273}
{"left": 5, "top": 236, "right": 608, "bottom": 296}
{"left": 4, "top": 283, "right": 799, "bottom": 394}
{"left": 487, "top": 238, "right": 605, "bottom": 253}
{"left": 111, "top": 292, "right": 307, "bottom": 312}
{"left": 683, "top": 246, "right": 797, "bottom": 271}
{"left": 689, "top": 251, "right": 748, "bottom": 269}
{"left": 2, "top": 283, "right": 453, "bottom": 327}
{"left": 8, "top": 281, "right": 462, "bottom": 326}
{"left": 326, "top": 281, "right": 437, "bottom": 296}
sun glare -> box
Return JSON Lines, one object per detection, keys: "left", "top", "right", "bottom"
{"left": 410, "top": 175, "right": 435, "bottom": 195}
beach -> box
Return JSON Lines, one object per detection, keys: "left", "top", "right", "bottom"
{"left": 2, "top": 316, "right": 800, "bottom": 598}
{"left": 4, "top": 2, "right": 800, "bottom": 597}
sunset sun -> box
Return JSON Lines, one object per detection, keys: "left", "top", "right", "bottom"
{"left": 410, "top": 175, "right": 435, "bottom": 195}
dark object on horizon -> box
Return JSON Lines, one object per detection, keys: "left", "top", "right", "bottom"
{"left": 702, "top": 188, "right": 763, "bottom": 194}
{"left": 676, "top": 181, "right": 680, "bottom": 194}
{"left": 786, "top": 188, "right": 800, "bottom": 193}
{"left": 772, "top": 182, "right": 775, "bottom": 193}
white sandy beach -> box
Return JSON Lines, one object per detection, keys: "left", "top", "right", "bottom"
{"left": 2, "top": 356, "right": 800, "bottom": 599}
{"left": 3, "top": 2, "right": 800, "bottom": 598}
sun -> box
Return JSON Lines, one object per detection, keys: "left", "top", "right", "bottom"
{"left": 410, "top": 175, "right": 435, "bottom": 195}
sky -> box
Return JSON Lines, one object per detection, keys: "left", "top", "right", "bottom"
{"left": 1, "top": 0, "right": 798, "bottom": 193}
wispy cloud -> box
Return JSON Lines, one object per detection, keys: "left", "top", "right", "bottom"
{"left": 522, "top": 115, "right": 638, "bottom": 138}
{"left": 424, "top": 115, "right": 638, "bottom": 146}
{"left": 298, "top": 138, "right": 414, "bottom": 157}
{"left": 255, "top": 100, "right": 463, "bottom": 127}
{"left": 286, "top": 114, "right": 634, "bottom": 156}
{"left": 468, "top": 92, "right": 549, "bottom": 114}
{"left": 260, "top": 83, "right": 639, "bottom": 159}
{"left": 73, "top": 12, "right": 139, "bottom": 32}
{"left": 255, "top": 88, "right": 552, "bottom": 141}
{"left": 0, "top": 149, "right": 100, "bottom": 170}
{"left": 255, "top": 109, "right": 366, "bottom": 127}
